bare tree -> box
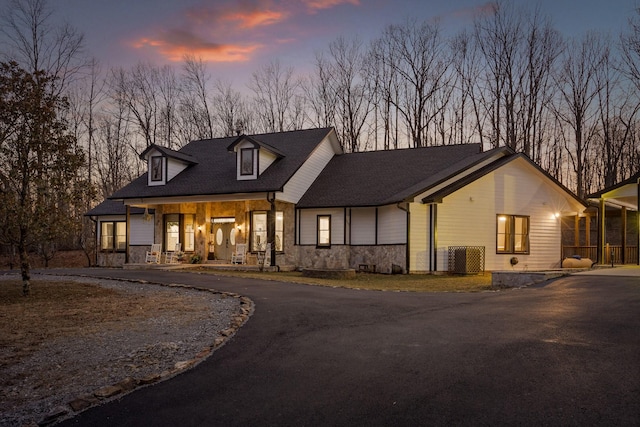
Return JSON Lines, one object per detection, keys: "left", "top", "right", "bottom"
{"left": 212, "top": 79, "right": 253, "bottom": 136}
{"left": 303, "top": 52, "right": 337, "bottom": 130}
{"left": 373, "top": 18, "right": 450, "bottom": 147}
{"left": 449, "top": 30, "right": 484, "bottom": 146}
{"left": 248, "top": 59, "right": 303, "bottom": 133}
{"left": 0, "top": 0, "right": 86, "bottom": 95}
{"left": 181, "top": 55, "right": 214, "bottom": 140}
{"left": 322, "top": 36, "right": 372, "bottom": 152}
{"left": 553, "top": 32, "right": 607, "bottom": 198}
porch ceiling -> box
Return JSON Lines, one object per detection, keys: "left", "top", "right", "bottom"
{"left": 588, "top": 183, "right": 639, "bottom": 211}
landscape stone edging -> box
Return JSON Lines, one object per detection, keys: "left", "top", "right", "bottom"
{"left": 32, "top": 273, "right": 254, "bottom": 427}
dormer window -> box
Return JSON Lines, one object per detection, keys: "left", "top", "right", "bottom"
{"left": 140, "top": 144, "right": 197, "bottom": 187}
{"left": 240, "top": 148, "right": 254, "bottom": 176}
{"left": 150, "top": 156, "right": 163, "bottom": 182}
{"left": 228, "top": 134, "right": 285, "bottom": 181}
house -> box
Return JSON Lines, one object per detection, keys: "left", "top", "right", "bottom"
{"left": 89, "top": 127, "right": 587, "bottom": 272}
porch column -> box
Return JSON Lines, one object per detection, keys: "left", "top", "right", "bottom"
{"left": 597, "top": 198, "right": 606, "bottom": 265}
{"left": 125, "top": 205, "right": 130, "bottom": 264}
{"left": 574, "top": 215, "right": 580, "bottom": 246}
{"left": 621, "top": 206, "right": 627, "bottom": 264}
{"left": 267, "top": 194, "right": 276, "bottom": 267}
{"left": 585, "top": 214, "right": 591, "bottom": 246}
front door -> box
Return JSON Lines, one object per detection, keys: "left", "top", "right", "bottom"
{"left": 213, "top": 222, "right": 236, "bottom": 261}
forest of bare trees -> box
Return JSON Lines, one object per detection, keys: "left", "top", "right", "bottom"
{"left": 2, "top": 0, "right": 640, "bottom": 264}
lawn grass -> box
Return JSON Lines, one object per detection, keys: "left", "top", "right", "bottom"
{"left": 194, "top": 269, "right": 493, "bottom": 292}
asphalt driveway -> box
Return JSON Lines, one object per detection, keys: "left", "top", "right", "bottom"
{"left": 56, "top": 268, "right": 639, "bottom": 426}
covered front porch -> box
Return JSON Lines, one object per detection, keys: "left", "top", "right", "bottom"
{"left": 565, "top": 173, "right": 640, "bottom": 265}
{"left": 122, "top": 195, "right": 294, "bottom": 268}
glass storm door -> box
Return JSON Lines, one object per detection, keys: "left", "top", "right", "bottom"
{"left": 213, "top": 222, "right": 236, "bottom": 261}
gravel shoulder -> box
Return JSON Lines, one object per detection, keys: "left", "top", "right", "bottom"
{"left": 0, "top": 273, "right": 251, "bottom": 427}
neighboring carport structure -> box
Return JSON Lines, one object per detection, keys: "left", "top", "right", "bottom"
{"left": 587, "top": 172, "right": 640, "bottom": 265}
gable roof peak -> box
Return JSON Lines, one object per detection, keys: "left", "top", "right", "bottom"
{"left": 139, "top": 144, "right": 198, "bottom": 164}
{"left": 227, "top": 134, "right": 285, "bottom": 157}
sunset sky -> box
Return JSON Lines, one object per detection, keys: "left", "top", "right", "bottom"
{"left": 12, "top": 0, "right": 639, "bottom": 82}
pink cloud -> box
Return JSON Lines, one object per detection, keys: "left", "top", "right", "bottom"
{"left": 132, "top": 29, "right": 261, "bottom": 63}
{"left": 222, "top": 9, "right": 289, "bottom": 28}
{"left": 303, "top": 0, "right": 360, "bottom": 13}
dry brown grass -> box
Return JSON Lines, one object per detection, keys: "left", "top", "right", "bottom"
{"left": 193, "top": 270, "right": 493, "bottom": 292}
{"left": 0, "top": 250, "right": 89, "bottom": 270}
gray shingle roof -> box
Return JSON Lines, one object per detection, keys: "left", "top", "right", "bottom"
{"left": 110, "top": 128, "right": 335, "bottom": 200}
{"left": 297, "top": 144, "right": 497, "bottom": 208}
{"left": 140, "top": 144, "right": 198, "bottom": 164}
{"left": 85, "top": 199, "right": 152, "bottom": 216}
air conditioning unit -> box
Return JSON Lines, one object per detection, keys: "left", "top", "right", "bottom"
{"left": 449, "top": 246, "right": 485, "bottom": 274}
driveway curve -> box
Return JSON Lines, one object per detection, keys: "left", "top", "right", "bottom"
{"left": 55, "top": 268, "right": 639, "bottom": 426}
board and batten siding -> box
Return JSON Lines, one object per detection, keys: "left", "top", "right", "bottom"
{"left": 279, "top": 136, "right": 337, "bottom": 204}
{"left": 298, "top": 208, "right": 345, "bottom": 245}
{"left": 434, "top": 158, "right": 583, "bottom": 271}
{"left": 408, "top": 203, "right": 430, "bottom": 272}
{"left": 377, "top": 205, "right": 407, "bottom": 244}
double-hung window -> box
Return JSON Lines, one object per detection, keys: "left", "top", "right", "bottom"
{"left": 100, "top": 221, "right": 126, "bottom": 251}
{"left": 497, "top": 214, "right": 529, "bottom": 254}
{"left": 317, "top": 215, "right": 331, "bottom": 248}
{"left": 164, "top": 214, "right": 196, "bottom": 252}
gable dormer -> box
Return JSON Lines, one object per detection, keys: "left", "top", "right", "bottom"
{"left": 140, "top": 145, "right": 197, "bottom": 186}
{"left": 227, "top": 135, "right": 284, "bottom": 181}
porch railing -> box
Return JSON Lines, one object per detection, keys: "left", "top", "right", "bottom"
{"left": 562, "top": 245, "right": 638, "bottom": 264}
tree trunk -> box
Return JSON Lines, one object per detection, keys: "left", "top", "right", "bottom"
{"left": 19, "top": 235, "right": 31, "bottom": 297}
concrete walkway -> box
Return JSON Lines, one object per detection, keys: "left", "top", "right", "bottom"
{"left": 572, "top": 264, "right": 640, "bottom": 277}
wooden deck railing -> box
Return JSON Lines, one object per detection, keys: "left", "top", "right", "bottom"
{"left": 562, "top": 246, "right": 638, "bottom": 264}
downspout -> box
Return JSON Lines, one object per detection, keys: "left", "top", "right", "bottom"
{"left": 430, "top": 204, "right": 438, "bottom": 272}
{"left": 397, "top": 202, "right": 409, "bottom": 273}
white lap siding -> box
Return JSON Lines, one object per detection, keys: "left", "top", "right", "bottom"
{"left": 435, "top": 158, "right": 581, "bottom": 271}
{"left": 280, "top": 137, "right": 338, "bottom": 204}
{"left": 408, "top": 203, "right": 430, "bottom": 273}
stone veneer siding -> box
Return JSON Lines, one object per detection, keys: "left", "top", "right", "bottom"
{"left": 295, "top": 245, "right": 406, "bottom": 273}
{"left": 349, "top": 245, "right": 406, "bottom": 274}
{"left": 96, "top": 252, "right": 125, "bottom": 267}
